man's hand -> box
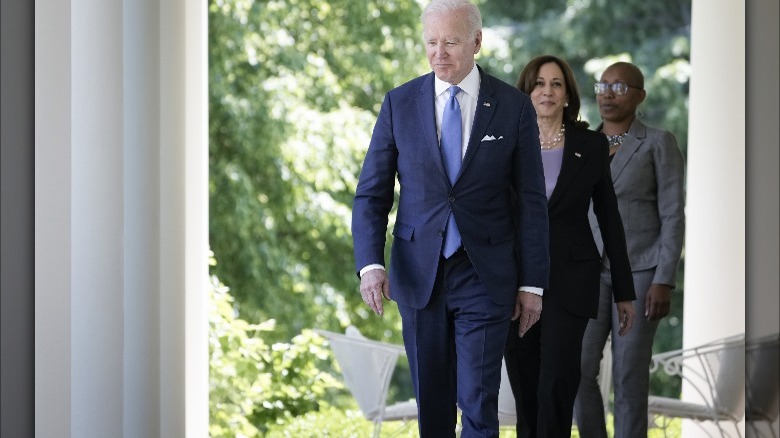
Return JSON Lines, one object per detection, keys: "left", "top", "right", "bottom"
{"left": 359, "top": 269, "right": 390, "bottom": 316}
{"left": 512, "top": 291, "right": 542, "bottom": 337}
{"left": 615, "top": 300, "right": 635, "bottom": 336}
{"left": 645, "top": 284, "right": 672, "bottom": 321}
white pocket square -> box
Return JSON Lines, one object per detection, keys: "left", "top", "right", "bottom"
{"left": 481, "top": 135, "right": 503, "bottom": 142}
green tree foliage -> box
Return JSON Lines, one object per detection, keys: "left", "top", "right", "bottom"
{"left": 209, "top": 256, "right": 345, "bottom": 436}
{"left": 476, "top": 0, "right": 691, "bottom": 148}
{"left": 208, "top": 0, "right": 428, "bottom": 345}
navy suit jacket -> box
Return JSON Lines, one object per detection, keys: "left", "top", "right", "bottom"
{"left": 352, "top": 66, "right": 550, "bottom": 309}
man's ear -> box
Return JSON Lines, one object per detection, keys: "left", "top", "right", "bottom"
{"left": 474, "top": 30, "right": 482, "bottom": 54}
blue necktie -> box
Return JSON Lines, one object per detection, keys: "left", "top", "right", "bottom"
{"left": 441, "top": 86, "right": 462, "bottom": 258}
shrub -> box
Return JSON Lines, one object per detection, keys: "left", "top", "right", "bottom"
{"left": 209, "top": 272, "right": 342, "bottom": 437}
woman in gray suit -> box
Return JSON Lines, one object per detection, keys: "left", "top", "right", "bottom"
{"left": 574, "top": 62, "right": 686, "bottom": 438}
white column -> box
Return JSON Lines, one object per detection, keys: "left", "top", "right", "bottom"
{"left": 685, "top": 1, "right": 745, "bottom": 436}
{"left": 34, "top": 0, "right": 208, "bottom": 436}
{"left": 123, "top": 0, "right": 162, "bottom": 435}
{"left": 746, "top": 0, "right": 780, "bottom": 341}
{"left": 34, "top": 1, "right": 73, "bottom": 436}
{"left": 686, "top": 0, "right": 745, "bottom": 351}
{"left": 159, "top": 0, "right": 210, "bottom": 436}
{"left": 69, "top": 0, "right": 126, "bottom": 435}
{"left": 746, "top": 1, "right": 780, "bottom": 436}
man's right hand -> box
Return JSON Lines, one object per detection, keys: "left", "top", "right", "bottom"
{"left": 359, "top": 269, "right": 390, "bottom": 316}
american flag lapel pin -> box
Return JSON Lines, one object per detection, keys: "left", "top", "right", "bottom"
{"left": 575, "top": 152, "right": 582, "bottom": 158}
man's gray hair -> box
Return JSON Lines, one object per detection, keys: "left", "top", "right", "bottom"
{"left": 421, "top": 0, "right": 482, "bottom": 39}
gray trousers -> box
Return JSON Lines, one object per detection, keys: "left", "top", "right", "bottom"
{"left": 574, "top": 268, "right": 659, "bottom": 438}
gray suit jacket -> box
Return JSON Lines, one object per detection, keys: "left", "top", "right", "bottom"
{"left": 590, "top": 118, "right": 685, "bottom": 287}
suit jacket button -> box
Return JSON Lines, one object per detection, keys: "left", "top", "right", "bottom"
{"left": 438, "top": 230, "right": 444, "bottom": 237}
{"left": 449, "top": 196, "right": 455, "bottom": 203}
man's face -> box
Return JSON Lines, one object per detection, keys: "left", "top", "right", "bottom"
{"left": 423, "top": 11, "right": 481, "bottom": 85}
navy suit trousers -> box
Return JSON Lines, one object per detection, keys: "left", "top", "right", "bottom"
{"left": 399, "top": 249, "right": 513, "bottom": 438}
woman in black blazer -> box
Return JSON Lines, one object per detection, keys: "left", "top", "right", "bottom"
{"left": 503, "top": 55, "right": 636, "bottom": 438}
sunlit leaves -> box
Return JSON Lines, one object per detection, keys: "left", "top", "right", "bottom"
{"left": 209, "top": 0, "right": 421, "bottom": 348}
{"left": 477, "top": 0, "right": 691, "bottom": 152}
{"left": 209, "top": 271, "right": 343, "bottom": 437}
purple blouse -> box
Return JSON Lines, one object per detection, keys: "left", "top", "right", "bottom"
{"left": 541, "top": 148, "right": 564, "bottom": 200}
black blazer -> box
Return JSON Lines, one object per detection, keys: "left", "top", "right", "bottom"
{"left": 546, "top": 122, "right": 635, "bottom": 318}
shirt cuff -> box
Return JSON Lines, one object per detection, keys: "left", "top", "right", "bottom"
{"left": 359, "top": 264, "right": 385, "bottom": 278}
{"left": 519, "top": 286, "right": 543, "bottom": 296}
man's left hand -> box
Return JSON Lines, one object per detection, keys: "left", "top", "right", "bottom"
{"left": 513, "top": 291, "right": 542, "bottom": 337}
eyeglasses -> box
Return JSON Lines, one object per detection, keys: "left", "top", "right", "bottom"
{"left": 594, "top": 81, "right": 643, "bottom": 96}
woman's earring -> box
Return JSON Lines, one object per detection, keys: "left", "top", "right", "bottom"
{"left": 564, "top": 102, "right": 569, "bottom": 107}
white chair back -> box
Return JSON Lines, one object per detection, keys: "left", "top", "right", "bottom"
{"left": 315, "top": 327, "right": 417, "bottom": 437}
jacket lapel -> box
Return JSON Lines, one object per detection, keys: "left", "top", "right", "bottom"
{"left": 609, "top": 119, "right": 646, "bottom": 182}
{"left": 461, "top": 67, "right": 496, "bottom": 178}
{"left": 547, "top": 126, "right": 587, "bottom": 209}
{"left": 415, "top": 73, "right": 449, "bottom": 181}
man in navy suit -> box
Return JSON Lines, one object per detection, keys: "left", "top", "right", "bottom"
{"left": 351, "top": 1, "right": 550, "bottom": 436}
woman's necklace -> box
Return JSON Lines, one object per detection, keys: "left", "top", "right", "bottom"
{"left": 540, "top": 123, "right": 565, "bottom": 150}
{"left": 606, "top": 132, "right": 628, "bottom": 151}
